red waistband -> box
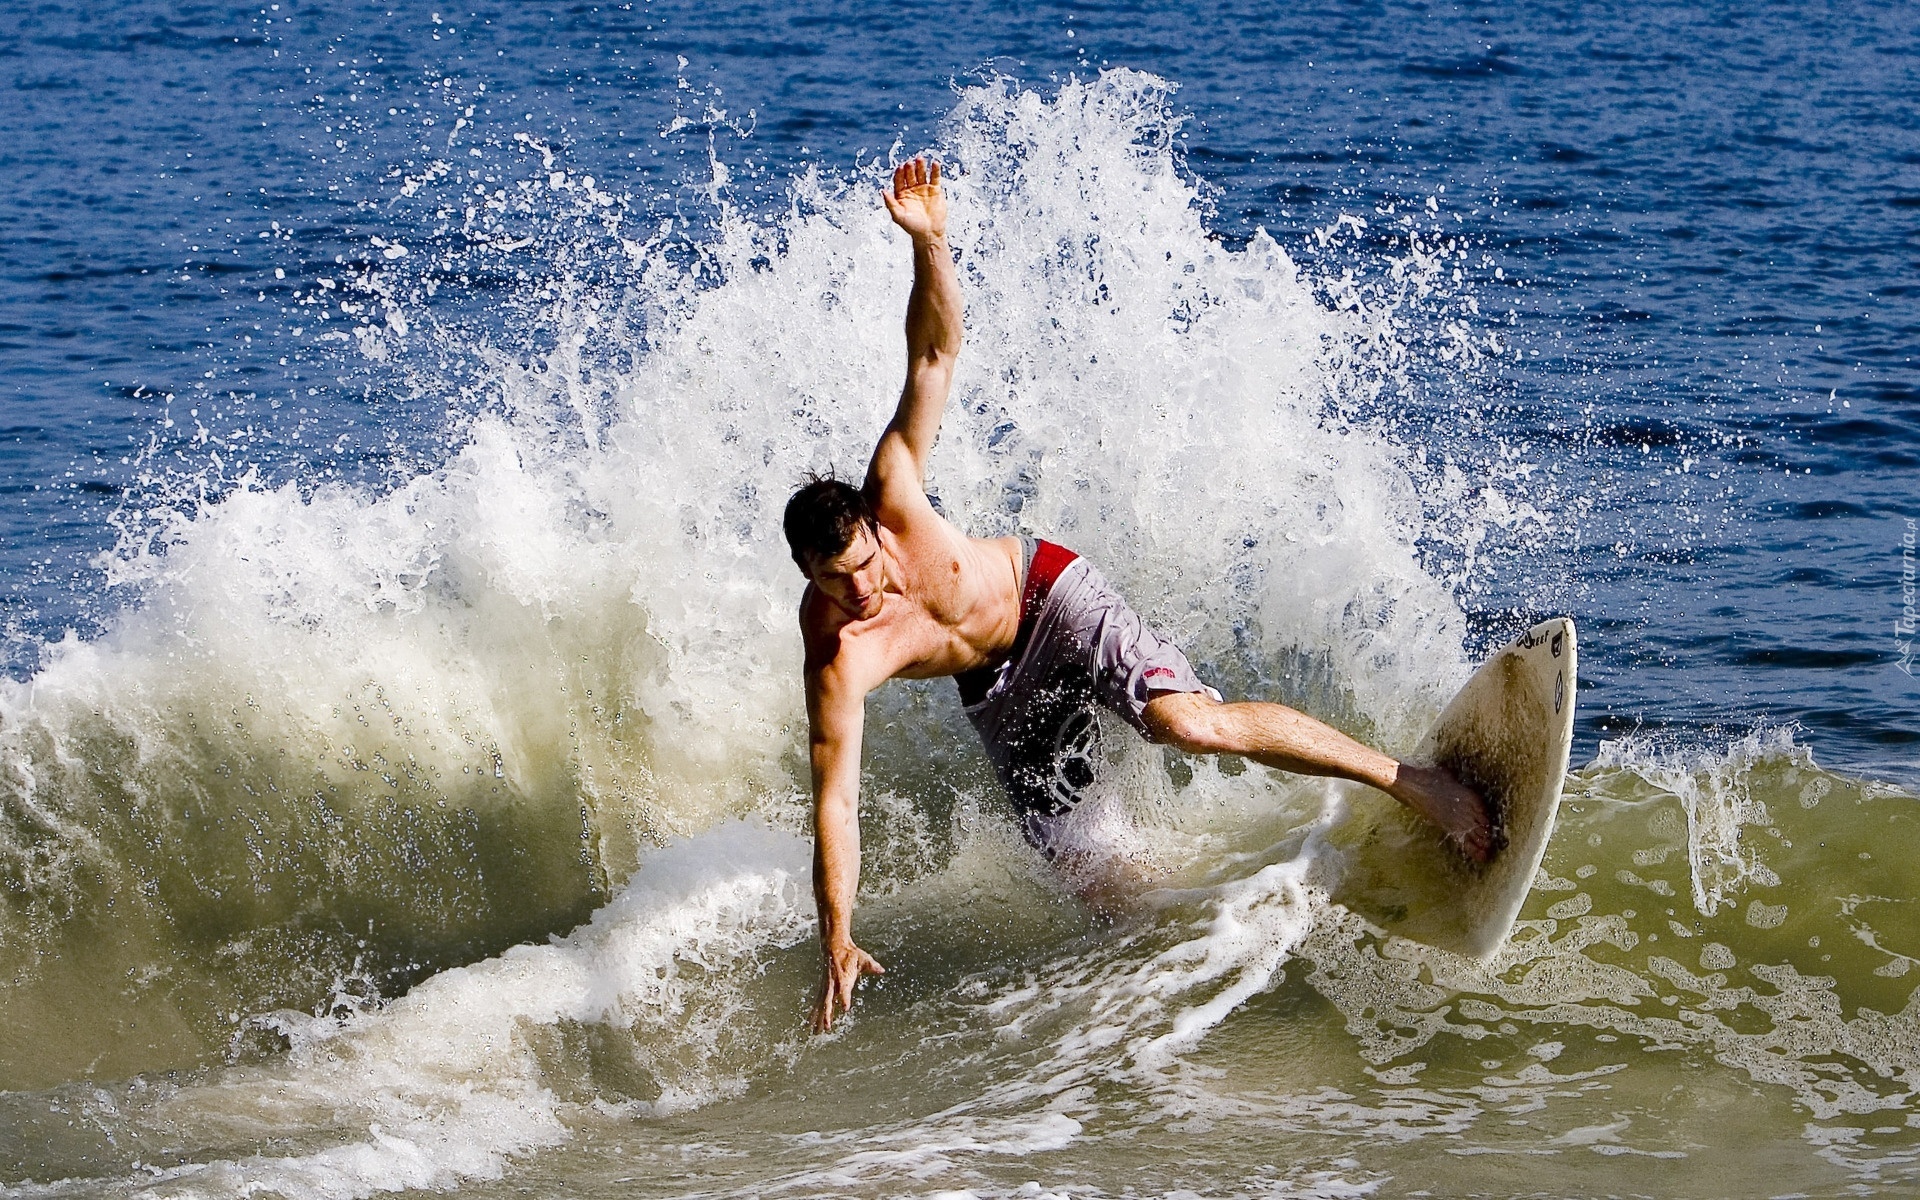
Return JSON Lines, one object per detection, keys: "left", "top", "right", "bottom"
{"left": 955, "top": 539, "right": 1079, "bottom": 708}
{"left": 1020, "top": 539, "right": 1079, "bottom": 623}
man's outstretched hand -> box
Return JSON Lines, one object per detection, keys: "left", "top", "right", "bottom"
{"left": 882, "top": 157, "right": 947, "bottom": 242}
{"left": 811, "top": 938, "right": 885, "bottom": 1033}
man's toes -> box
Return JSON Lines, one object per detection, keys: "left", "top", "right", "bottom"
{"left": 1449, "top": 816, "right": 1494, "bottom": 863}
{"left": 1454, "top": 830, "right": 1490, "bottom": 864}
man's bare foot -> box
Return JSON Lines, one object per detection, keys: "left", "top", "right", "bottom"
{"left": 1388, "top": 763, "right": 1497, "bottom": 863}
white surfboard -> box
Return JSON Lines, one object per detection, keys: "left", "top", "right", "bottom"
{"left": 1327, "top": 618, "right": 1577, "bottom": 961}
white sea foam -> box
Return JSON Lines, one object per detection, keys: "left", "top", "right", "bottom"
{"left": 118, "top": 821, "right": 811, "bottom": 1200}
{"left": 758, "top": 831, "right": 1336, "bottom": 1193}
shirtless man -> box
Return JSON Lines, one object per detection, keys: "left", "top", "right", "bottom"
{"left": 787, "top": 158, "right": 1493, "bottom": 1033}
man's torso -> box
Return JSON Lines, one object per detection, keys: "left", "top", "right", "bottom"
{"left": 800, "top": 515, "right": 1024, "bottom": 684}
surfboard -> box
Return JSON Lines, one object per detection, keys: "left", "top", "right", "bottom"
{"left": 1325, "top": 617, "right": 1577, "bottom": 961}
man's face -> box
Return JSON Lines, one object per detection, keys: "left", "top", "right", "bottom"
{"left": 806, "top": 526, "right": 886, "bottom": 620}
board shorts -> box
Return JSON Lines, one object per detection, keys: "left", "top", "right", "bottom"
{"left": 955, "top": 538, "right": 1219, "bottom": 854}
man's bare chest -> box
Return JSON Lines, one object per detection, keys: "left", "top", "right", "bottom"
{"left": 858, "top": 591, "right": 981, "bottom": 679}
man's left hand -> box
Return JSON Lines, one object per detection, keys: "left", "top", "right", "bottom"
{"left": 882, "top": 157, "right": 947, "bottom": 242}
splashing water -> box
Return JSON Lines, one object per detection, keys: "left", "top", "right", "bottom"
{"left": 1, "top": 70, "right": 1916, "bottom": 1200}
{"left": 0, "top": 68, "right": 1486, "bottom": 1081}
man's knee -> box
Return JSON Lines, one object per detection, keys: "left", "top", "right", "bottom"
{"left": 1142, "top": 691, "right": 1227, "bottom": 754}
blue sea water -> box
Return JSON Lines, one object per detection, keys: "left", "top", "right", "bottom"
{"left": 1, "top": 3, "right": 1919, "bottom": 1197}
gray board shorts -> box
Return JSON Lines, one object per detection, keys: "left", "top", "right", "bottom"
{"left": 957, "top": 538, "right": 1219, "bottom": 854}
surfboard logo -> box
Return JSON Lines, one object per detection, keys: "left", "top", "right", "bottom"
{"left": 1515, "top": 623, "right": 1567, "bottom": 656}
{"left": 1554, "top": 670, "right": 1565, "bottom": 713}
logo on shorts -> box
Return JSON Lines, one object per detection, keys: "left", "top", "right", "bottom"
{"left": 1046, "top": 707, "right": 1103, "bottom": 812}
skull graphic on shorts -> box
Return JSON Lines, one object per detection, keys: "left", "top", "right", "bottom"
{"left": 1043, "top": 706, "right": 1104, "bottom": 813}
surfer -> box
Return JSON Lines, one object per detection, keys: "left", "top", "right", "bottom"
{"left": 788, "top": 158, "right": 1493, "bottom": 1032}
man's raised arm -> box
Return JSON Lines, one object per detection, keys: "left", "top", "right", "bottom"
{"left": 866, "top": 157, "right": 961, "bottom": 506}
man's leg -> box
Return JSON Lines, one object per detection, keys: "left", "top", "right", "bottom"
{"left": 1140, "top": 691, "right": 1495, "bottom": 862}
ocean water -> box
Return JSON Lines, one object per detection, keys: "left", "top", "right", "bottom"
{"left": 0, "top": 2, "right": 1917, "bottom": 1197}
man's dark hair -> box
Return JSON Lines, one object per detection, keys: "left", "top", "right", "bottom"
{"left": 783, "top": 474, "right": 878, "bottom": 570}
